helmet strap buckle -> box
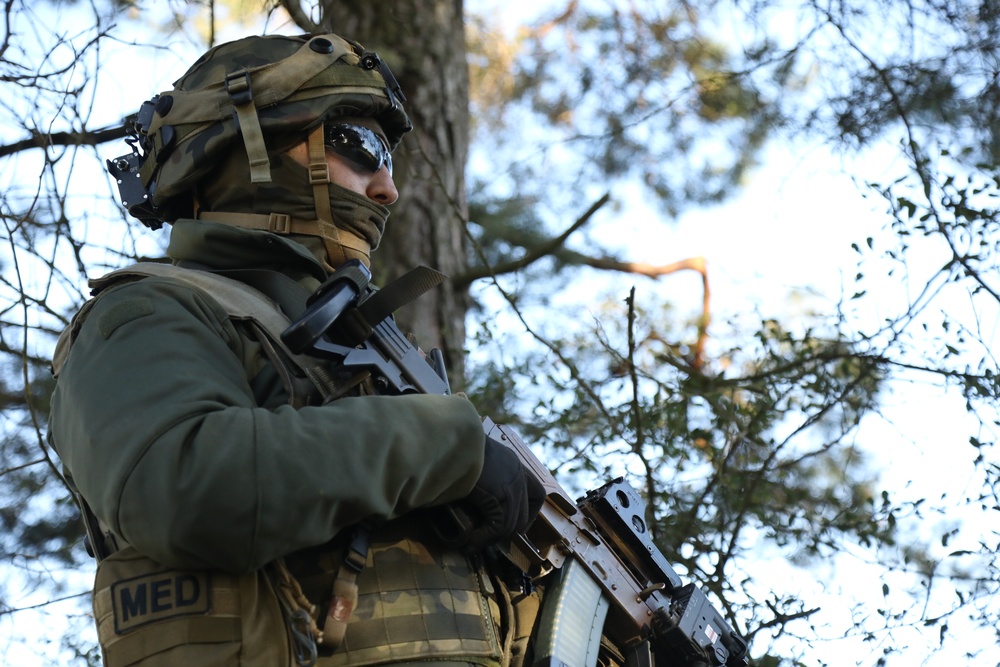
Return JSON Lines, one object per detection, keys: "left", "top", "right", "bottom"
{"left": 308, "top": 126, "right": 334, "bottom": 226}
{"left": 308, "top": 162, "right": 330, "bottom": 186}
{"left": 226, "top": 68, "right": 272, "bottom": 184}
{"left": 224, "top": 70, "right": 254, "bottom": 106}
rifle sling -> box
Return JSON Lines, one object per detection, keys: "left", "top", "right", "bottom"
{"left": 215, "top": 264, "right": 446, "bottom": 340}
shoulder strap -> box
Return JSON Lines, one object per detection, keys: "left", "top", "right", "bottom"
{"left": 52, "top": 297, "right": 101, "bottom": 379}
{"left": 89, "top": 262, "right": 293, "bottom": 334}
{"left": 60, "top": 263, "right": 340, "bottom": 400}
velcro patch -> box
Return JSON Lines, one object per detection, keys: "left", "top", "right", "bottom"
{"left": 97, "top": 297, "right": 154, "bottom": 339}
{"left": 111, "top": 571, "right": 211, "bottom": 634}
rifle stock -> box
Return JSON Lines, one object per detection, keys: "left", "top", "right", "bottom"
{"left": 281, "top": 263, "right": 749, "bottom": 667}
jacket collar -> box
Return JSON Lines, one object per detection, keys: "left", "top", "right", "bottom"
{"left": 167, "top": 218, "right": 328, "bottom": 285}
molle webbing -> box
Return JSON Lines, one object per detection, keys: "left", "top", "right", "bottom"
{"left": 92, "top": 547, "right": 292, "bottom": 667}
{"left": 321, "top": 536, "right": 502, "bottom": 666}
{"left": 93, "top": 568, "right": 239, "bottom": 666}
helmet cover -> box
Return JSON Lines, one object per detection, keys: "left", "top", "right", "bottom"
{"left": 136, "top": 32, "right": 411, "bottom": 222}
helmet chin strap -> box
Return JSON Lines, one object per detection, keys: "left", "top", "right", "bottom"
{"left": 306, "top": 125, "right": 388, "bottom": 269}
{"left": 196, "top": 127, "right": 390, "bottom": 272}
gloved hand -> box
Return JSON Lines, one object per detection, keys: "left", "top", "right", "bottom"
{"left": 445, "top": 435, "right": 545, "bottom": 551}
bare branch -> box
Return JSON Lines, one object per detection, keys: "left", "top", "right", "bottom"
{"left": 0, "top": 125, "right": 126, "bottom": 160}
{"left": 754, "top": 604, "right": 822, "bottom": 631}
{"left": 0, "top": 591, "right": 90, "bottom": 617}
{"left": 278, "top": 0, "right": 322, "bottom": 33}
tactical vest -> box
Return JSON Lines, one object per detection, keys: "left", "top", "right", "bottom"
{"left": 53, "top": 264, "right": 519, "bottom": 667}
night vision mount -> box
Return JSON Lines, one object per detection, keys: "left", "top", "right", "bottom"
{"left": 106, "top": 96, "right": 163, "bottom": 230}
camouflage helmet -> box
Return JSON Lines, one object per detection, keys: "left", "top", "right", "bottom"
{"left": 125, "top": 32, "right": 411, "bottom": 224}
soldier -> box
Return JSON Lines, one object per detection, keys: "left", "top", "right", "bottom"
{"left": 49, "top": 32, "right": 544, "bottom": 667}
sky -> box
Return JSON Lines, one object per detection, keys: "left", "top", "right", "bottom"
{"left": 2, "top": 1, "right": 999, "bottom": 666}
{"left": 471, "top": 126, "right": 1000, "bottom": 663}
{"left": 661, "top": 147, "right": 998, "bottom": 666}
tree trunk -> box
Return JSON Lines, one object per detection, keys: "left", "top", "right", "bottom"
{"left": 288, "top": 0, "right": 471, "bottom": 387}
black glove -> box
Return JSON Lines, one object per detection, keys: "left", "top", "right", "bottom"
{"left": 448, "top": 435, "right": 545, "bottom": 551}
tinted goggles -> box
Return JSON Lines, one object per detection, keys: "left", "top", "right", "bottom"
{"left": 323, "top": 123, "right": 393, "bottom": 176}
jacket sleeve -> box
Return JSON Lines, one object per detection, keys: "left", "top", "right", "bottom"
{"left": 49, "top": 277, "right": 485, "bottom": 572}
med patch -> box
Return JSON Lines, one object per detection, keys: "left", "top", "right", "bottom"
{"left": 111, "top": 570, "right": 211, "bottom": 633}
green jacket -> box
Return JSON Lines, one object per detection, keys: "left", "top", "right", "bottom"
{"left": 49, "top": 219, "right": 485, "bottom": 574}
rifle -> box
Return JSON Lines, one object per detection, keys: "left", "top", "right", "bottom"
{"left": 281, "top": 260, "right": 750, "bottom": 667}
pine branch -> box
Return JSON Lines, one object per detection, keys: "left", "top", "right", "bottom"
{"left": 453, "top": 192, "right": 611, "bottom": 286}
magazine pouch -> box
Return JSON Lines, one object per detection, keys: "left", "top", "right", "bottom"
{"left": 93, "top": 547, "right": 293, "bottom": 667}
